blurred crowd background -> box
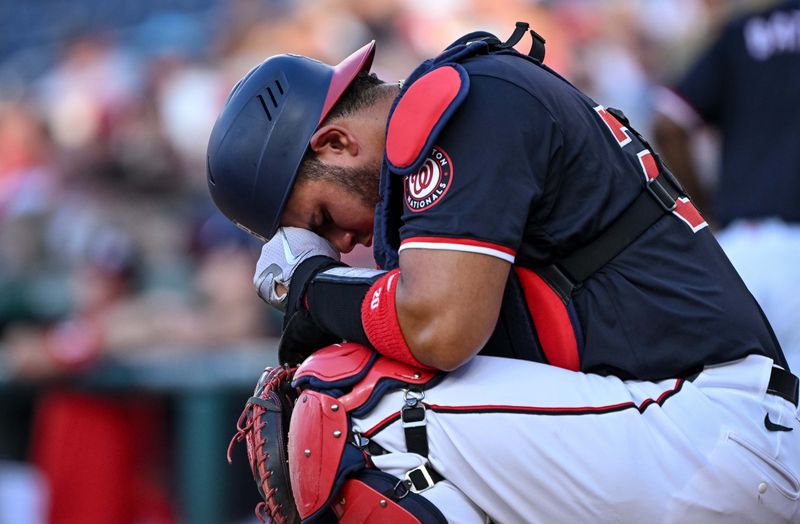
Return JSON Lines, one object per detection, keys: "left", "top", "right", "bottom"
{"left": 0, "top": 0, "right": 789, "bottom": 523}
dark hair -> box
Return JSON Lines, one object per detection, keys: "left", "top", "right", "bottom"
{"left": 320, "top": 71, "right": 386, "bottom": 125}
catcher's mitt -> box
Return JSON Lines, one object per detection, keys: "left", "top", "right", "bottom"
{"left": 228, "top": 365, "right": 300, "bottom": 523}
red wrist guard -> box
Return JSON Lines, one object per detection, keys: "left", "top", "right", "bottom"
{"left": 360, "top": 269, "right": 433, "bottom": 369}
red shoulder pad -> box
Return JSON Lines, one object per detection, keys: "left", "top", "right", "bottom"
{"left": 386, "top": 65, "right": 469, "bottom": 172}
{"left": 294, "top": 342, "right": 374, "bottom": 384}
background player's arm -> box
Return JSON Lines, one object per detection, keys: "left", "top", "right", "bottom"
{"left": 653, "top": 113, "right": 711, "bottom": 216}
{"left": 395, "top": 248, "right": 510, "bottom": 370}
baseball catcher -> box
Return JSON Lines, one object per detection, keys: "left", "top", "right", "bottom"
{"left": 214, "top": 23, "right": 800, "bottom": 523}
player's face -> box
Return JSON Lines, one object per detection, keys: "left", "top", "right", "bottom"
{"left": 281, "top": 173, "right": 378, "bottom": 254}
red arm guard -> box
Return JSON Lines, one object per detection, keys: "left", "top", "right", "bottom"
{"left": 360, "top": 269, "right": 435, "bottom": 369}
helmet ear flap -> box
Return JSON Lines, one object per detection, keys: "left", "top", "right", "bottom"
{"left": 206, "top": 43, "right": 375, "bottom": 241}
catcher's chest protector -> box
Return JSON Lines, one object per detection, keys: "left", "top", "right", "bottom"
{"left": 288, "top": 343, "right": 445, "bottom": 523}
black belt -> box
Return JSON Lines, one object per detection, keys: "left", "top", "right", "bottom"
{"left": 768, "top": 366, "right": 799, "bottom": 407}
{"left": 685, "top": 364, "right": 798, "bottom": 407}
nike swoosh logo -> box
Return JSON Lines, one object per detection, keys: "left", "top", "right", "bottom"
{"left": 254, "top": 263, "right": 286, "bottom": 299}
{"left": 255, "top": 263, "right": 283, "bottom": 288}
{"left": 281, "top": 230, "right": 311, "bottom": 264}
{"left": 764, "top": 413, "right": 793, "bottom": 432}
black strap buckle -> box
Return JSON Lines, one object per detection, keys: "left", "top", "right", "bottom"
{"left": 401, "top": 388, "right": 430, "bottom": 456}
{"left": 646, "top": 176, "right": 677, "bottom": 212}
{"left": 404, "top": 463, "right": 441, "bottom": 493}
{"left": 401, "top": 388, "right": 427, "bottom": 428}
{"left": 401, "top": 404, "right": 427, "bottom": 428}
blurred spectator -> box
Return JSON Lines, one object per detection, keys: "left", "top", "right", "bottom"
{"left": 5, "top": 216, "right": 266, "bottom": 523}
{"left": 653, "top": 0, "right": 800, "bottom": 371}
{"left": 0, "top": 103, "right": 59, "bottom": 220}
{"left": 5, "top": 223, "right": 176, "bottom": 524}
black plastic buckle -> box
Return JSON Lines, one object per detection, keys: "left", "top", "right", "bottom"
{"left": 646, "top": 176, "right": 677, "bottom": 212}
{"left": 401, "top": 388, "right": 427, "bottom": 428}
{"left": 404, "top": 464, "right": 436, "bottom": 493}
{"left": 401, "top": 404, "right": 427, "bottom": 428}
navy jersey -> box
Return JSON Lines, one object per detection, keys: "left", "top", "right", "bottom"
{"left": 673, "top": 0, "right": 800, "bottom": 226}
{"left": 376, "top": 38, "right": 785, "bottom": 380}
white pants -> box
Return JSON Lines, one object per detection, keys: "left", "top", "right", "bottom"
{"left": 717, "top": 219, "right": 800, "bottom": 373}
{"left": 351, "top": 354, "right": 800, "bottom": 523}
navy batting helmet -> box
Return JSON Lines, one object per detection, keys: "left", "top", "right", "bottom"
{"left": 206, "top": 42, "right": 376, "bottom": 240}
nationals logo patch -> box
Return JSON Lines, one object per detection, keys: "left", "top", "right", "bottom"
{"left": 404, "top": 146, "right": 453, "bottom": 212}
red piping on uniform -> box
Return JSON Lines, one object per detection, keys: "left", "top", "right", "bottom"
{"left": 400, "top": 236, "right": 516, "bottom": 256}
{"left": 362, "top": 411, "right": 402, "bottom": 438}
{"left": 361, "top": 379, "right": 685, "bottom": 437}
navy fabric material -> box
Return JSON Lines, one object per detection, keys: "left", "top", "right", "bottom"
{"left": 373, "top": 30, "right": 785, "bottom": 379}
{"left": 673, "top": 0, "right": 800, "bottom": 226}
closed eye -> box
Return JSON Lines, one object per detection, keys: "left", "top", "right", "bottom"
{"left": 321, "top": 209, "right": 333, "bottom": 226}
{"left": 308, "top": 209, "right": 332, "bottom": 235}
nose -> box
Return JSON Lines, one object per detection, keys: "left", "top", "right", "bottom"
{"left": 327, "top": 230, "right": 356, "bottom": 254}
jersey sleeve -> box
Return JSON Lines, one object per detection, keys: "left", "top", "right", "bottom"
{"left": 398, "top": 75, "right": 560, "bottom": 263}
